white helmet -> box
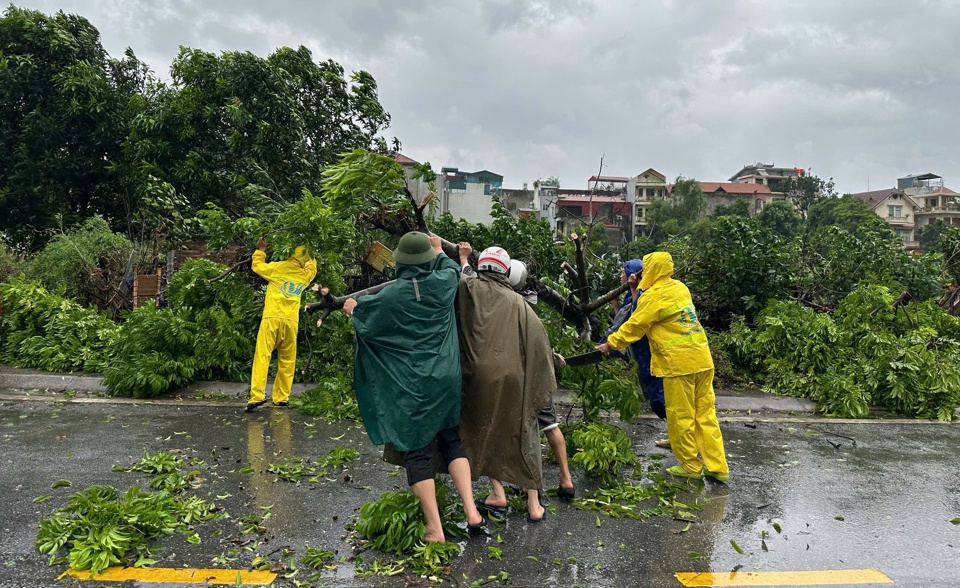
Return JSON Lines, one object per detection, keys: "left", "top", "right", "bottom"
{"left": 477, "top": 246, "right": 510, "bottom": 275}
{"left": 508, "top": 259, "right": 528, "bottom": 290}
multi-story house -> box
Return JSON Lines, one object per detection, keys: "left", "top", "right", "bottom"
{"left": 626, "top": 168, "right": 667, "bottom": 239}
{"left": 899, "top": 173, "right": 960, "bottom": 231}
{"left": 500, "top": 184, "right": 536, "bottom": 217}
{"left": 693, "top": 182, "right": 771, "bottom": 217}
{"left": 848, "top": 187, "right": 919, "bottom": 249}
{"left": 729, "top": 162, "right": 805, "bottom": 203}
{"left": 850, "top": 173, "right": 959, "bottom": 250}
{"left": 435, "top": 167, "right": 504, "bottom": 224}
{"left": 555, "top": 188, "right": 632, "bottom": 247}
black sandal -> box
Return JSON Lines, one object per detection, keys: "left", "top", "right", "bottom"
{"left": 474, "top": 497, "right": 507, "bottom": 517}
{"left": 557, "top": 485, "right": 576, "bottom": 500}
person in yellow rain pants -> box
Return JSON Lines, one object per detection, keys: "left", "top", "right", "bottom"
{"left": 596, "top": 251, "right": 729, "bottom": 483}
{"left": 246, "top": 236, "right": 317, "bottom": 413}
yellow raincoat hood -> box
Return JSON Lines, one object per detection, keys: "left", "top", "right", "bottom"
{"left": 639, "top": 252, "right": 673, "bottom": 292}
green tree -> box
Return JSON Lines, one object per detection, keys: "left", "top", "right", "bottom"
{"left": 0, "top": 6, "right": 146, "bottom": 250}
{"left": 123, "top": 46, "right": 392, "bottom": 219}
{"left": 917, "top": 219, "right": 950, "bottom": 253}
{"left": 757, "top": 200, "right": 803, "bottom": 239}
{"left": 711, "top": 199, "right": 750, "bottom": 218}
{"left": 646, "top": 177, "right": 705, "bottom": 242}
{"left": 807, "top": 196, "right": 892, "bottom": 238}
{"left": 779, "top": 174, "right": 837, "bottom": 219}
{"left": 676, "top": 216, "right": 793, "bottom": 326}
{"left": 23, "top": 216, "right": 133, "bottom": 312}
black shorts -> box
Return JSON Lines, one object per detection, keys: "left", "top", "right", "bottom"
{"left": 538, "top": 398, "right": 559, "bottom": 431}
{"left": 402, "top": 425, "right": 467, "bottom": 486}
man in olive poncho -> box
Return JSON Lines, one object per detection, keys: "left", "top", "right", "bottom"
{"left": 342, "top": 232, "right": 484, "bottom": 542}
{"left": 457, "top": 246, "right": 557, "bottom": 522}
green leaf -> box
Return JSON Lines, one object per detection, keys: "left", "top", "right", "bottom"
{"left": 949, "top": 517, "right": 960, "bottom": 525}
{"left": 51, "top": 479, "right": 72, "bottom": 489}
{"left": 33, "top": 494, "right": 52, "bottom": 503}
{"left": 730, "top": 539, "right": 744, "bottom": 554}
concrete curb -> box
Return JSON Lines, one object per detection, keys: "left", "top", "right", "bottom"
{"left": 0, "top": 366, "right": 816, "bottom": 414}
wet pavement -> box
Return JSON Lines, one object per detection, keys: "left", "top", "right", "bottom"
{"left": 0, "top": 387, "right": 958, "bottom": 587}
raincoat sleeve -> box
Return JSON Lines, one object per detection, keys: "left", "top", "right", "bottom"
{"left": 305, "top": 258, "right": 317, "bottom": 283}
{"left": 251, "top": 250, "right": 282, "bottom": 281}
{"left": 606, "top": 293, "right": 657, "bottom": 351}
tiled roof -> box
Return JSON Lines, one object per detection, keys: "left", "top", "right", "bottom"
{"left": 588, "top": 175, "right": 630, "bottom": 183}
{"left": 848, "top": 188, "right": 903, "bottom": 209}
{"left": 393, "top": 153, "right": 419, "bottom": 165}
{"left": 666, "top": 182, "right": 772, "bottom": 195}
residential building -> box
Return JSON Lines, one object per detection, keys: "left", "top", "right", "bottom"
{"left": 898, "top": 173, "right": 960, "bottom": 231}
{"left": 849, "top": 173, "right": 959, "bottom": 250}
{"left": 435, "top": 167, "right": 504, "bottom": 225}
{"left": 554, "top": 189, "right": 632, "bottom": 247}
{"left": 729, "top": 163, "right": 805, "bottom": 203}
{"left": 534, "top": 178, "right": 560, "bottom": 224}
{"left": 848, "top": 188, "right": 919, "bottom": 249}
{"left": 666, "top": 182, "right": 771, "bottom": 217}
{"left": 393, "top": 153, "right": 430, "bottom": 205}
{"left": 500, "top": 184, "right": 535, "bottom": 217}
{"left": 626, "top": 168, "right": 667, "bottom": 238}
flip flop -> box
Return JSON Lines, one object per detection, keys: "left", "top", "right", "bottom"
{"left": 556, "top": 485, "right": 576, "bottom": 500}
{"left": 526, "top": 510, "right": 546, "bottom": 524}
{"left": 474, "top": 497, "right": 507, "bottom": 517}
{"left": 466, "top": 514, "right": 488, "bottom": 534}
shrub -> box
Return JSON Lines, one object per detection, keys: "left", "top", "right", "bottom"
{"left": 723, "top": 285, "right": 960, "bottom": 420}
{"left": 102, "top": 259, "right": 260, "bottom": 397}
{"left": 0, "top": 279, "right": 118, "bottom": 372}
{"left": 22, "top": 217, "right": 134, "bottom": 312}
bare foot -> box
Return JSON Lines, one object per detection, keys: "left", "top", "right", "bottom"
{"left": 527, "top": 502, "right": 545, "bottom": 522}
{"left": 424, "top": 527, "right": 445, "bottom": 543}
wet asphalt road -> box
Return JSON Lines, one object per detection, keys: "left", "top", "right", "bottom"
{"left": 1, "top": 395, "right": 958, "bottom": 588}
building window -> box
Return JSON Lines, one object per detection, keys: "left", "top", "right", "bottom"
{"left": 888, "top": 205, "right": 903, "bottom": 218}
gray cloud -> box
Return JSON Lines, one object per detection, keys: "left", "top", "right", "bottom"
{"left": 14, "top": 0, "right": 960, "bottom": 194}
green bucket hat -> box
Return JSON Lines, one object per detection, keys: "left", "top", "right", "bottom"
{"left": 393, "top": 231, "right": 437, "bottom": 265}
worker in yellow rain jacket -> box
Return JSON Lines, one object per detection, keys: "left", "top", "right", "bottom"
{"left": 596, "top": 251, "right": 729, "bottom": 483}
{"left": 246, "top": 237, "right": 317, "bottom": 412}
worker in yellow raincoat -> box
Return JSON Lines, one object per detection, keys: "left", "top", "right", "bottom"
{"left": 246, "top": 237, "right": 317, "bottom": 412}
{"left": 597, "top": 251, "right": 729, "bottom": 483}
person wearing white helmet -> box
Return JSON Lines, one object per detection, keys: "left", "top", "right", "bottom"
{"left": 456, "top": 245, "right": 563, "bottom": 522}
{"left": 506, "top": 258, "right": 575, "bottom": 499}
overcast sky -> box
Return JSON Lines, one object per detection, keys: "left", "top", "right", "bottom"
{"left": 17, "top": 1, "right": 960, "bottom": 194}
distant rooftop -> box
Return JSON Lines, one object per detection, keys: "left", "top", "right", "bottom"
{"left": 588, "top": 175, "right": 630, "bottom": 183}
{"left": 392, "top": 153, "right": 419, "bottom": 165}
{"left": 667, "top": 182, "right": 772, "bottom": 195}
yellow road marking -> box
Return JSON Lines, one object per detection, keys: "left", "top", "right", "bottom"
{"left": 62, "top": 566, "right": 276, "bottom": 585}
{"left": 676, "top": 568, "right": 892, "bottom": 586}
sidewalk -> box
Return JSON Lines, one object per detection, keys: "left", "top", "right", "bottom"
{"left": 0, "top": 365, "right": 816, "bottom": 414}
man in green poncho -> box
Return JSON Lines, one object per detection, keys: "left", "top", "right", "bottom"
{"left": 342, "top": 231, "right": 484, "bottom": 542}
